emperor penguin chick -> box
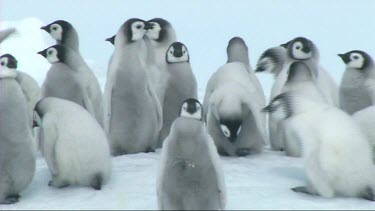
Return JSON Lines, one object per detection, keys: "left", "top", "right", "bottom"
{"left": 339, "top": 50, "right": 375, "bottom": 114}
{"left": 353, "top": 106, "right": 375, "bottom": 161}
{"left": 0, "top": 66, "right": 36, "bottom": 204}
{"left": 157, "top": 98, "right": 226, "bottom": 210}
{"left": 263, "top": 92, "right": 375, "bottom": 201}
{"left": 33, "top": 97, "right": 111, "bottom": 190}
{"left": 255, "top": 46, "right": 287, "bottom": 78}
{"left": 273, "top": 62, "right": 328, "bottom": 157}
{"left": 38, "top": 45, "right": 104, "bottom": 127}
{"left": 0, "top": 54, "right": 41, "bottom": 125}
{"left": 204, "top": 62, "right": 267, "bottom": 156}
{"left": 41, "top": 20, "right": 79, "bottom": 51}
{"left": 144, "top": 18, "right": 177, "bottom": 107}
{"left": 159, "top": 42, "right": 197, "bottom": 146}
{"left": 104, "top": 18, "right": 162, "bottom": 155}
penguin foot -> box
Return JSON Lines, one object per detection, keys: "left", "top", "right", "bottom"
{"left": 48, "top": 179, "right": 70, "bottom": 188}
{"left": 90, "top": 174, "right": 103, "bottom": 191}
{"left": 1, "top": 196, "right": 19, "bottom": 204}
{"left": 360, "top": 186, "right": 375, "bottom": 201}
{"left": 292, "top": 186, "right": 316, "bottom": 195}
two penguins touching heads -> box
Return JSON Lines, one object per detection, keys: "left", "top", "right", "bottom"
{"left": 2, "top": 15, "right": 375, "bottom": 209}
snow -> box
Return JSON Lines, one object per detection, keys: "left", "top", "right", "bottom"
{"left": 1, "top": 149, "right": 374, "bottom": 210}
{"left": 1, "top": 16, "right": 375, "bottom": 210}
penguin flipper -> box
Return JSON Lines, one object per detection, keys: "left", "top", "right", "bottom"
{"left": 42, "top": 122, "right": 59, "bottom": 177}
{"left": 147, "top": 83, "right": 163, "bottom": 131}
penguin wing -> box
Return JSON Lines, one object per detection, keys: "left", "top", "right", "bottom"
{"left": 147, "top": 83, "right": 163, "bottom": 131}
{"left": 0, "top": 28, "right": 16, "bottom": 44}
{"left": 364, "top": 79, "right": 375, "bottom": 104}
{"left": 41, "top": 121, "right": 59, "bottom": 176}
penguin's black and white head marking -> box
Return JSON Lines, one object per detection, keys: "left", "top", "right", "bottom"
{"left": 166, "top": 42, "right": 189, "bottom": 63}
{"left": 179, "top": 98, "right": 203, "bottom": 121}
{"left": 41, "top": 20, "right": 72, "bottom": 42}
{"left": 262, "top": 93, "right": 294, "bottom": 120}
{"left": 37, "top": 45, "right": 65, "bottom": 64}
{"left": 0, "top": 54, "right": 18, "bottom": 70}
{"left": 146, "top": 18, "right": 171, "bottom": 42}
{"left": 256, "top": 48, "right": 283, "bottom": 73}
{"left": 130, "top": 20, "right": 148, "bottom": 41}
{"left": 219, "top": 119, "right": 242, "bottom": 143}
{"left": 286, "top": 37, "right": 313, "bottom": 60}
{"left": 338, "top": 50, "right": 372, "bottom": 70}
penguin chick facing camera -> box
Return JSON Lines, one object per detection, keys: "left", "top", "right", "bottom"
{"left": 263, "top": 92, "right": 375, "bottom": 201}
{"left": 157, "top": 98, "right": 226, "bottom": 210}
{"left": 33, "top": 97, "right": 111, "bottom": 190}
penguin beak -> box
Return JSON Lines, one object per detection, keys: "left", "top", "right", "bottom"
{"left": 32, "top": 119, "right": 39, "bottom": 128}
{"left": 255, "top": 67, "right": 265, "bottom": 72}
{"left": 261, "top": 105, "right": 275, "bottom": 113}
{"left": 173, "top": 50, "right": 183, "bottom": 58}
{"left": 37, "top": 50, "right": 47, "bottom": 58}
{"left": 338, "top": 53, "right": 350, "bottom": 64}
{"left": 144, "top": 22, "right": 154, "bottom": 30}
{"left": 280, "top": 42, "right": 290, "bottom": 48}
{"left": 40, "top": 25, "right": 49, "bottom": 32}
{"left": 105, "top": 35, "right": 115, "bottom": 45}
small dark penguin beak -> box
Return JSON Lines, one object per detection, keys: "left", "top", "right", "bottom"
{"left": 255, "top": 67, "right": 265, "bottom": 72}
{"left": 173, "top": 50, "right": 183, "bottom": 58}
{"left": 261, "top": 105, "right": 274, "bottom": 113}
{"left": 37, "top": 50, "right": 46, "bottom": 58}
{"left": 32, "top": 119, "right": 39, "bottom": 128}
{"left": 144, "top": 22, "right": 154, "bottom": 30}
{"left": 40, "top": 25, "right": 49, "bottom": 32}
{"left": 280, "top": 42, "right": 289, "bottom": 48}
{"left": 105, "top": 35, "right": 115, "bottom": 45}
{"left": 338, "top": 53, "right": 350, "bottom": 64}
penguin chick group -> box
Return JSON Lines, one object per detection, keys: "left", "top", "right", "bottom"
{"left": 2, "top": 16, "right": 375, "bottom": 208}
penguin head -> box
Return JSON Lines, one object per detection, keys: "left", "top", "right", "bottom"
{"left": 285, "top": 37, "right": 314, "bottom": 60}
{"left": 105, "top": 35, "right": 116, "bottom": 45}
{"left": 179, "top": 98, "right": 203, "bottom": 121}
{"left": 41, "top": 20, "right": 73, "bottom": 42}
{"left": 338, "top": 50, "right": 372, "bottom": 70}
{"left": 255, "top": 47, "right": 287, "bottom": 74}
{"left": 0, "top": 54, "right": 18, "bottom": 70}
{"left": 262, "top": 93, "right": 293, "bottom": 120}
{"left": 219, "top": 118, "right": 243, "bottom": 143}
{"left": 37, "top": 45, "right": 66, "bottom": 64}
{"left": 166, "top": 42, "right": 189, "bottom": 63}
{"left": 146, "top": 18, "right": 174, "bottom": 43}
{"left": 119, "top": 18, "right": 151, "bottom": 43}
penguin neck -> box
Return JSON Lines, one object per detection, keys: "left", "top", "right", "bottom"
{"left": 61, "top": 49, "right": 86, "bottom": 71}
{"left": 116, "top": 39, "right": 148, "bottom": 63}
{"left": 0, "top": 68, "right": 17, "bottom": 79}
{"left": 146, "top": 38, "right": 174, "bottom": 66}
{"left": 60, "top": 28, "right": 79, "bottom": 52}
{"left": 363, "top": 64, "right": 375, "bottom": 78}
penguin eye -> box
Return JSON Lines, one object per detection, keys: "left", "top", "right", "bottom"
{"left": 296, "top": 45, "right": 301, "bottom": 50}
{"left": 48, "top": 50, "right": 53, "bottom": 55}
{"left": 0, "top": 62, "right": 4, "bottom": 66}
{"left": 353, "top": 55, "right": 359, "bottom": 60}
{"left": 183, "top": 50, "right": 186, "bottom": 54}
{"left": 170, "top": 50, "right": 173, "bottom": 54}
{"left": 136, "top": 25, "right": 142, "bottom": 29}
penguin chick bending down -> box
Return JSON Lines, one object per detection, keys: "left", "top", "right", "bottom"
{"left": 203, "top": 62, "right": 267, "bottom": 156}
{"left": 33, "top": 97, "right": 111, "bottom": 190}
{"left": 263, "top": 92, "right": 375, "bottom": 201}
{"left": 339, "top": 50, "right": 375, "bottom": 114}
{"left": 159, "top": 42, "right": 197, "bottom": 146}
{"left": 41, "top": 20, "right": 79, "bottom": 51}
{"left": 104, "top": 18, "right": 162, "bottom": 155}
{"left": 0, "top": 54, "right": 41, "bottom": 125}
{"left": 144, "top": 18, "right": 177, "bottom": 107}
{"left": 157, "top": 98, "right": 226, "bottom": 210}
{"left": 273, "top": 61, "right": 328, "bottom": 157}
{"left": 0, "top": 64, "right": 36, "bottom": 204}
{"left": 255, "top": 46, "right": 287, "bottom": 78}
{"left": 38, "top": 45, "right": 104, "bottom": 127}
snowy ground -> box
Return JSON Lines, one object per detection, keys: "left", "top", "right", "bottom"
{"left": 1, "top": 148, "right": 374, "bottom": 210}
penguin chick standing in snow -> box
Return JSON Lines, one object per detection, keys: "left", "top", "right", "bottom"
{"left": 144, "top": 18, "right": 177, "bottom": 107}
{"left": 157, "top": 99, "right": 226, "bottom": 210}
{"left": 0, "top": 54, "right": 40, "bottom": 125}
{"left": 38, "top": 45, "right": 104, "bottom": 127}
{"left": 339, "top": 50, "right": 375, "bottom": 114}
{"left": 204, "top": 62, "right": 267, "bottom": 156}
{"left": 104, "top": 18, "right": 162, "bottom": 155}
{"left": 273, "top": 62, "right": 328, "bottom": 157}
{"left": 0, "top": 65, "right": 36, "bottom": 204}
{"left": 159, "top": 42, "right": 197, "bottom": 146}
{"left": 263, "top": 92, "right": 375, "bottom": 201}
{"left": 33, "top": 97, "right": 111, "bottom": 190}
{"left": 255, "top": 46, "right": 287, "bottom": 78}
{"left": 41, "top": 20, "right": 79, "bottom": 51}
